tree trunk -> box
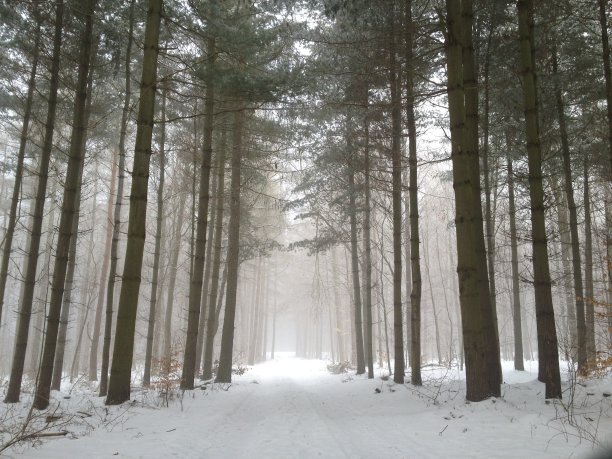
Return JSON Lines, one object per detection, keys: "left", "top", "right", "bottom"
{"left": 517, "top": 0, "right": 561, "bottom": 399}
{"left": 105, "top": 0, "right": 163, "bottom": 406}
{"left": 202, "top": 127, "right": 227, "bottom": 380}
{"left": 583, "top": 161, "right": 596, "bottom": 365}
{"left": 348, "top": 161, "right": 365, "bottom": 376}
{"left": 506, "top": 153, "right": 524, "bottom": 371}
{"left": 445, "top": 0, "right": 500, "bottom": 401}
{"left": 216, "top": 107, "right": 245, "bottom": 384}
{"left": 0, "top": 12, "right": 41, "bottom": 328}
{"left": 363, "top": 101, "right": 374, "bottom": 379}
{"left": 181, "top": 35, "right": 216, "bottom": 390}
{"left": 195, "top": 161, "right": 218, "bottom": 375}
{"left": 4, "top": 0, "right": 64, "bottom": 404}
{"left": 143, "top": 81, "right": 167, "bottom": 387}
{"left": 388, "top": 13, "right": 405, "bottom": 384}
{"left": 482, "top": 21, "right": 498, "bottom": 348}
{"left": 552, "top": 44, "right": 587, "bottom": 372}
{"left": 94, "top": 0, "right": 135, "bottom": 387}
{"left": 461, "top": 0, "right": 501, "bottom": 387}
{"left": 405, "top": 0, "right": 422, "bottom": 386}
{"left": 49, "top": 32, "right": 98, "bottom": 394}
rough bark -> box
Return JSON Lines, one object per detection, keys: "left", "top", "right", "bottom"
{"left": 552, "top": 44, "right": 587, "bottom": 372}
{"left": 517, "top": 0, "right": 561, "bottom": 399}
{"left": 50, "top": 33, "right": 98, "bottom": 393}
{"left": 181, "top": 35, "right": 216, "bottom": 390}
{"left": 506, "top": 153, "right": 524, "bottom": 371}
{"left": 388, "top": 13, "right": 404, "bottom": 384}
{"left": 105, "top": 0, "right": 163, "bottom": 405}
{"left": 405, "top": 0, "right": 422, "bottom": 386}
{"left": 93, "top": 0, "right": 134, "bottom": 386}
{"left": 143, "top": 81, "right": 167, "bottom": 387}
{"left": 202, "top": 128, "right": 227, "bottom": 380}
{"left": 363, "top": 102, "right": 374, "bottom": 379}
{"left": 445, "top": 0, "right": 500, "bottom": 401}
{"left": 4, "top": 0, "right": 64, "bottom": 404}
{"left": 215, "top": 107, "right": 245, "bottom": 384}
{"left": 461, "top": 0, "right": 501, "bottom": 386}
{"left": 348, "top": 160, "right": 365, "bottom": 376}
{"left": 583, "top": 161, "right": 595, "bottom": 364}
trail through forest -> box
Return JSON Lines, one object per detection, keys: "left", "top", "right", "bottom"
{"left": 6, "top": 356, "right": 610, "bottom": 458}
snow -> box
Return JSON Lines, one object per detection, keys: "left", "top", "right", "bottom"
{"left": 2, "top": 356, "right": 611, "bottom": 458}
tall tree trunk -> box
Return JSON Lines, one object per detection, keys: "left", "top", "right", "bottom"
{"left": 348, "top": 160, "right": 365, "bottom": 376}
{"left": 363, "top": 100, "right": 374, "bottom": 379}
{"left": 0, "top": 12, "right": 41, "bottom": 328}
{"left": 216, "top": 107, "right": 245, "bottom": 384}
{"left": 405, "top": 0, "right": 422, "bottom": 386}
{"left": 105, "top": 0, "right": 163, "bottom": 406}
{"left": 4, "top": 0, "right": 64, "bottom": 404}
{"left": 388, "top": 12, "right": 405, "bottom": 385}
{"left": 94, "top": 0, "right": 135, "bottom": 387}
{"left": 583, "top": 161, "right": 596, "bottom": 364}
{"left": 50, "top": 33, "right": 98, "bottom": 393}
{"left": 482, "top": 21, "right": 498, "bottom": 341}
{"left": 552, "top": 44, "right": 587, "bottom": 372}
{"left": 181, "top": 36, "right": 216, "bottom": 390}
{"left": 461, "top": 0, "right": 501, "bottom": 386}
{"left": 445, "top": 0, "right": 500, "bottom": 401}
{"left": 517, "top": 0, "right": 561, "bottom": 399}
{"left": 143, "top": 81, "right": 167, "bottom": 387}
{"left": 195, "top": 163, "right": 217, "bottom": 375}
{"left": 202, "top": 128, "right": 227, "bottom": 380}
{"left": 506, "top": 152, "right": 524, "bottom": 371}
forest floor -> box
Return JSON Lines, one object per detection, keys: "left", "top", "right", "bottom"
{"left": 1, "top": 356, "right": 611, "bottom": 458}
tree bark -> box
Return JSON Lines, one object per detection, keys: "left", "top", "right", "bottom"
{"left": 445, "top": 0, "right": 500, "bottom": 401}
{"left": 347, "top": 157, "right": 365, "bottom": 376}
{"left": 583, "top": 161, "right": 595, "bottom": 364}
{"left": 4, "top": 0, "right": 64, "bottom": 404}
{"left": 405, "top": 0, "right": 422, "bottom": 386}
{"left": 181, "top": 35, "right": 216, "bottom": 390}
{"left": 50, "top": 32, "right": 98, "bottom": 394}
{"left": 215, "top": 107, "right": 245, "bottom": 384}
{"left": 143, "top": 80, "right": 167, "bottom": 387}
{"left": 93, "top": 0, "right": 135, "bottom": 387}
{"left": 552, "top": 44, "right": 587, "bottom": 372}
{"left": 363, "top": 99, "right": 374, "bottom": 379}
{"left": 202, "top": 127, "right": 227, "bottom": 380}
{"left": 461, "top": 0, "right": 501, "bottom": 386}
{"left": 388, "top": 13, "right": 405, "bottom": 384}
{"left": 506, "top": 152, "right": 524, "bottom": 371}
{"left": 105, "top": 0, "right": 163, "bottom": 406}
{"left": 517, "top": 0, "right": 561, "bottom": 399}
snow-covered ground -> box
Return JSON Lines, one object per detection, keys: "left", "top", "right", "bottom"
{"left": 1, "top": 356, "right": 611, "bottom": 458}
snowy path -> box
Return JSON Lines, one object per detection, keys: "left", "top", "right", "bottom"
{"left": 7, "top": 358, "right": 610, "bottom": 458}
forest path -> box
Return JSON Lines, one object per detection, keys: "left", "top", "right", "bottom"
{"left": 18, "top": 357, "right": 600, "bottom": 459}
